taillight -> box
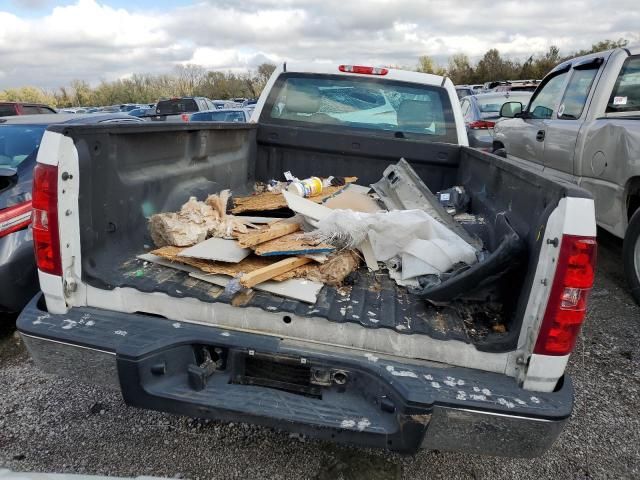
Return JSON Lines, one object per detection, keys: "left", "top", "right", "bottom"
{"left": 0, "top": 200, "right": 32, "bottom": 238}
{"left": 181, "top": 113, "right": 190, "bottom": 122}
{"left": 534, "top": 235, "right": 597, "bottom": 356}
{"left": 468, "top": 120, "right": 496, "bottom": 129}
{"left": 32, "top": 163, "right": 61, "bottom": 276}
{"left": 339, "top": 65, "right": 389, "bottom": 75}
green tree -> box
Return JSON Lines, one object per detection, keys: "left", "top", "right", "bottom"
{"left": 447, "top": 54, "right": 474, "bottom": 84}
{"left": 416, "top": 55, "right": 447, "bottom": 76}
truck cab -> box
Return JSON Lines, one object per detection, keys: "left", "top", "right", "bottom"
{"left": 494, "top": 47, "right": 640, "bottom": 302}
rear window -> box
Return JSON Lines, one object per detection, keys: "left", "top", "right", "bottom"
{"left": 156, "top": 99, "right": 199, "bottom": 115}
{"left": 477, "top": 94, "right": 532, "bottom": 118}
{"left": 0, "top": 105, "right": 17, "bottom": 117}
{"left": 607, "top": 55, "right": 640, "bottom": 113}
{"left": 263, "top": 73, "right": 457, "bottom": 142}
{"left": 191, "top": 111, "right": 246, "bottom": 122}
{"left": 0, "top": 125, "right": 47, "bottom": 167}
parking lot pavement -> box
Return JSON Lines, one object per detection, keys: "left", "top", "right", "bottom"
{"left": 1, "top": 231, "right": 639, "bottom": 480}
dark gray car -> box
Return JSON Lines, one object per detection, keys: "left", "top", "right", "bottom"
{"left": 460, "top": 92, "right": 533, "bottom": 150}
{"left": 0, "top": 113, "right": 142, "bottom": 313}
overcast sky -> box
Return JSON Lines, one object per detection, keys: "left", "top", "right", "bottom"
{"left": 1, "top": 0, "right": 638, "bottom": 88}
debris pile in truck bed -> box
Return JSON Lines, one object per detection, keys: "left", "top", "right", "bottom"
{"left": 142, "top": 161, "right": 508, "bottom": 306}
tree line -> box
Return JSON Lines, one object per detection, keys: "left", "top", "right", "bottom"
{"left": 0, "top": 38, "right": 630, "bottom": 107}
{"left": 0, "top": 63, "right": 277, "bottom": 108}
{"left": 416, "top": 38, "right": 629, "bottom": 85}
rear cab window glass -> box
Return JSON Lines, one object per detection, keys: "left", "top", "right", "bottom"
{"left": 0, "top": 125, "right": 47, "bottom": 167}
{"left": 262, "top": 73, "right": 457, "bottom": 143}
{"left": 607, "top": 55, "right": 640, "bottom": 113}
{"left": 558, "top": 63, "right": 600, "bottom": 119}
{"left": 528, "top": 71, "right": 569, "bottom": 119}
{"left": 156, "top": 98, "right": 199, "bottom": 115}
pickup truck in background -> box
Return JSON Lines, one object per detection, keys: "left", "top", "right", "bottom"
{"left": 17, "top": 63, "right": 596, "bottom": 456}
{"left": 493, "top": 47, "right": 640, "bottom": 302}
{"left": 148, "top": 96, "right": 215, "bottom": 122}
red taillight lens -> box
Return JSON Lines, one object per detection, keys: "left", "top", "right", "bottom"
{"left": 468, "top": 120, "right": 496, "bottom": 129}
{"left": 181, "top": 113, "right": 190, "bottom": 122}
{"left": 534, "top": 235, "right": 597, "bottom": 356}
{"left": 0, "top": 200, "right": 32, "bottom": 238}
{"left": 339, "top": 65, "right": 389, "bottom": 75}
{"left": 32, "top": 163, "right": 61, "bottom": 276}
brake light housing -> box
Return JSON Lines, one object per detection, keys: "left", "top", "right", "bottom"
{"left": 0, "top": 200, "right": 32, "bottom": 238}
{"left": 468, "top": 120, "right": 496, "bottom": 130}
{"left": 534, "top": 235, "right": 597, "bottom": 356}
{"left": 339, "top": 65, "right": 389, "bottom": 76}
{"left": 32, "top": 163, "right": 61, "bottom": 276}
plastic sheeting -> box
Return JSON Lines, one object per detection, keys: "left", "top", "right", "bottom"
{"left": 314, "top": 209, "right": 478, "bottom": 279}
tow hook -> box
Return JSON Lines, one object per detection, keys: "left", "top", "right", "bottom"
{"left": 188, "top": 346, "right": 224, "bottom": 391}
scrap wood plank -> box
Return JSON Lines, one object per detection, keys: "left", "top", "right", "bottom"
{"left": 236, "top": 220, "right": 301, "bottom": 248}
{"left": 253, "top": 232, "right": 335, "bottom": 256}
{"left": 177, "top": 237, "right": 250, "bottom": 263}
{"left": 231, "top": 177, "right": 358, "bottom": 213}
{"left": 240, "top": 256, "right": 312, "bottom": 288}
{"left": 152, "top": 246, "right": 277, "bottom": 276}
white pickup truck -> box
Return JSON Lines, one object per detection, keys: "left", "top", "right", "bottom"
{"left": 18, "top": 63, "right": 596, "bottom": 456}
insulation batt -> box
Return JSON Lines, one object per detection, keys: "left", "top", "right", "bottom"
{"left": 148, "top": 192, "right": 249, "bottom": 247}
{"left": 313, "top": 209, "right": 477, "bottom": 278}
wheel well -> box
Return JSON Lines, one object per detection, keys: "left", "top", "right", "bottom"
{"left": 626, "top": 177, "right": 640, "bottom": 219}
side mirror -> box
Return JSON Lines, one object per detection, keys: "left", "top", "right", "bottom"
{"left": 500, "top": 102, "right": 523, "bottom": 118}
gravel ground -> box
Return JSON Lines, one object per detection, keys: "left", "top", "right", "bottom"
{"left": 1, "top": 231, "right": 639, "bottom": 480}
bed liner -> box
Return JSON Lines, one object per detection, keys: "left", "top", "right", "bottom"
{"left": 112, "top": 253, "right": 499, "bottom": 344}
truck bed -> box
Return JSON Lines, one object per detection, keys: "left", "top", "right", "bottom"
{"left": 112, "top": 254, "right": 481, "bottom": 342}
{"left": 52, "top": 122, "right": 587, "bottom": 358}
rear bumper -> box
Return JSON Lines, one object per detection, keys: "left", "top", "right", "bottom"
{"left": 18, "top": 293, "right": 572, "bottom": 456}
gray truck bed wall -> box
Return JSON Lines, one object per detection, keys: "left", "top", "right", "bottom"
{"left": 47, "top": 122, "right": 588, "bottom": 352}
{"left": 458, "top": 147, "right": 592, "bottom": 350}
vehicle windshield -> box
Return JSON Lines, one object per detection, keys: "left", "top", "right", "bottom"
{"left": 156, "top": 98, "right": 198, "bottom": 115}
{"left": 191, "top": 111, "right": 246, "bottom": 122}
{"left": 264, "top": 74, "right": 457, "bottom": 142}
{"left": 456, "top": 89, "right": 472, "bottom": 100}
{"left": 477, "top": 94, "right": 532, "bottom": 118}
{"left": 0, "top": 125, "right": 47, "bottom": 167}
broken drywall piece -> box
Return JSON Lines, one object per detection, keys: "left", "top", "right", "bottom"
{"left": 283, "top": 190, "right": 333, "bottom": 221}
{"left": 345, "top": 183, "right": 373, "bottom": 195}
{"left": 178, "top": 237, "right": 250, "bottom": 263}
{"left": 190, "top": 271, "right": 323, "bottom": 304}
{"left": 324, "top": 189, "right": 382, "bottom": 213}
{"left": 137, "top": 253, "right": 202, "bottom": 274}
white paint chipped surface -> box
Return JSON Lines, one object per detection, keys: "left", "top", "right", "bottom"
{"left": 114, "top": 330, "right": 127, "bottom": 336}
{"left": 365, "top": 353, "right": 379, "bottom": 363}
{"left": 172, "top": 322, "right": 182, "bottom": 328}
{"left": 357, "top": 418, "right": 371, "bottom": 431}
{"left": 61, "top": 319, "right": 77, "bottom": 330}
{"left": 385, "top": 365, "right": 418, "bottom": 378}
{"left": 340, "top": 419, "right": 356, "bottom": 428}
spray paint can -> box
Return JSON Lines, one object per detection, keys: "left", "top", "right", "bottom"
{"left": 287, "top": 176, "right": 323, "bottom": 198}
